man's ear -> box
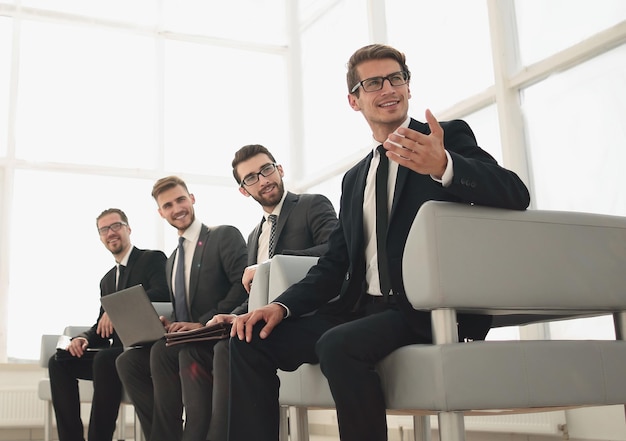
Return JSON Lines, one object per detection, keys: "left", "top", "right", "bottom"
{"left": 277, "top": 164, "right": 285, "bottom": 178}
{"left": 239, "top": 187, "right": 251, "bottom": 197}
{"left": 157, "top": 208, "right": 164, "bottom": 219}
{"left": 348, "top": 93, "right": 361, "bottom": 111}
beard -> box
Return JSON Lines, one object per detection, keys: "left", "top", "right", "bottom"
{"left": 251, "top": 181, "right": 285, "bottom": 208}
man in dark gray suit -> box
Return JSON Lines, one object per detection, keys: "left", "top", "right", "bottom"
{"left": 115, "top": 176, "right": 248, "bottom": 441}
{"left": 191, "top": 144, "right": 338, "bottom": 441}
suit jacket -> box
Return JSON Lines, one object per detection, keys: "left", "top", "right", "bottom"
{"left": 79, "top": 246, "right": 169, "bottom": 347}
{"left": 274, "top": 118, "right": 531, "bottom": 341}
{"left": 246, "top": 192, "right": 338, "bottom": 265}
{"left": 232, "top": 192, "right": 338, "bottom": 315}
{"left": 165, "top": 224, "right": 248, "bottom": 324}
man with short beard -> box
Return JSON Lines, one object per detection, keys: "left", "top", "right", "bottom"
{"left": 202, "top": 144, "right": 338, "bottom": 440}
{"left": 48, "top": 208, "right": 169, "bottom": 441}
{"left": 116, "top": 176, "right": 248, "bottom": 441}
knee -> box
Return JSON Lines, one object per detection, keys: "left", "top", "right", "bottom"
{"left": 47, "top": 355, "right": 61, "bottom": 377}
{"left": 115, "top": 350, "right": 132, "bottom": 379}
{"left": 315, "top": 330, "right": 345, "bottom": 365}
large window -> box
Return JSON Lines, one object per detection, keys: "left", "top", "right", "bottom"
{"left": 1, "top": 1, "right": 625, "bottom": 361}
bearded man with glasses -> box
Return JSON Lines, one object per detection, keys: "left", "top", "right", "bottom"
{"left": 48, "top": 208, "right": 169, "bottom": 441}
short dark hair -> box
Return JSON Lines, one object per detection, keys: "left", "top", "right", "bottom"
{"left": 346, "top": 44, "right": 411, "bottom": 97}
{"left": 96, "top": 208, "right": 128, "bottom": 227}
{"left": 151, "top": 176, "right": 190, "bottom": 200}
{"left": 231, "top": 144, "right": 277, "bottom": 184}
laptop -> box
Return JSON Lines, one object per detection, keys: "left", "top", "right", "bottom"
{"left": 100, "top": 284, "right": 169, "bottom": 347}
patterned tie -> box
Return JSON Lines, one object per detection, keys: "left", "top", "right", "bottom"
{"left": 268, "top": 214, "right": 278, "bottom": 258}
{"left": 175, "top": 236, "right": 190, "bottom": 321}
{"left": 375, "top": 145, "right": 392, "bottom": 299}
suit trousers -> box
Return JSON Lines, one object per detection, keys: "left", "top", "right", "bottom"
{"left": 48, "top": 346, "right": 124, "bottom": 441}
{"left": 228, "top": 302, "right": 430, "bottom": 441}
{"left": 208, "top": 340, "right": 230, "bottom": 441}
{"left": 116, "top": 339, "right": 215, "bottom": 441}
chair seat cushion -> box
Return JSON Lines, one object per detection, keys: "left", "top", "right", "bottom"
{"left": 378, "top": 340, "right": 626, "bottom": 412}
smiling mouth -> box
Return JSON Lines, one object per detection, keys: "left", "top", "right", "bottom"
{"left": 380, "top": 100, "right": 399, "bottom": 108}
{"left": 260, "top": 184, "right": 276, "bottom": 194}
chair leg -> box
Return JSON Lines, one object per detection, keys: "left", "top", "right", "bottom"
{"left": 437, "top": 411, "right": 465, "bottom": 441}
{"left": 413, "top": 415, "right": 431, "bottom": 441}
{"left": 116, "top": 403, "right": 126, "bottom": 440}
{"left": 134, "top": 410, "right": 145, "bottom": 441}
{"left": 288, "top": 406, "right": 309, "bottom": 441}
{"left": 279, "top": 405, "right": 289, "bottom": 441}
{"left": 44, "top": 400, "right": 53, "bottom": 441}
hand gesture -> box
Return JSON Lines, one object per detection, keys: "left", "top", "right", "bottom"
{"left": 383, "top": 109, "right": 448, "bottom": 179}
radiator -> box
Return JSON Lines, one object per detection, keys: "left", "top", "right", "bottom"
{"left": 0, "top": 389, "right": 45, "bottom": 427}
{"left": 462, "top": 411, "right": 567, "bottom": 435}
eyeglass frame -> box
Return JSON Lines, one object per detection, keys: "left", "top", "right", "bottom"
{"left": 350, "top": 70, "right": 411, "bottom": 94}
{"left": 240, "top": 163, "right": 279, "bottom": 187}
{"left": 98, "top": 221, "right": 128, "bottom": 236}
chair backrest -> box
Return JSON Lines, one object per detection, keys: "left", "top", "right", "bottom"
{"left": 402, "top": 201, "right": 626, "bottom": 321}
{"left": 152, "top": 301, "right": 173, "bottom": 319}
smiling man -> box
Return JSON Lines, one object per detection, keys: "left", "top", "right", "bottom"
{"left": 48, "top": 208, "right": 168, "bottom": 441}
{"left": 227, "top": 44, "right": 531, "bottom": 441}
{"left": 115, "top": 176, "right": 248, "bottom": 441}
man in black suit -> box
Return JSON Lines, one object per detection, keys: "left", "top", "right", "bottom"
{"left": 115, "top": 176, "right": 248, "bottom": 441}
{"left": 48, "top": 208, "right": 169, "bottom": 441}
{"left": 227, "top": 44, "right": 531, "bottom": 441}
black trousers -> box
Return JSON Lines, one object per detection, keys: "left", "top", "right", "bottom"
{"left": 228, "top": 301, "right": 430, "bottom": 441}
{"left": 116, "top": 339, "right": 216, "bottom": 441}
{"left": 48, "top": 346, "right": 124, "bottom": 441}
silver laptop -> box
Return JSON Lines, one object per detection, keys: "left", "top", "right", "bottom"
{"left": 101, "top": 284, "right": 170, "bottom": 347}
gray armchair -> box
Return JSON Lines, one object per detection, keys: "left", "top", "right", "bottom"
{"left": 249, "top": 201, "right": 626, "bottom": 441}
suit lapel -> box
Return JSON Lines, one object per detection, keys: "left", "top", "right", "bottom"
{"left": 249, "top": 219, "right": 263, "bottom": 264}
{"left": 274, "top": 192, "right": 298, "bottom": 242}
{"left": 350, "top": 153, "right": 372, "bottom": 258}
{"left": 188, "top": 224, "right": 210, "bottom": 305}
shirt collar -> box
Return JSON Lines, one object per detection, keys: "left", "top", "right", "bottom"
{"left": 180, "top": 217, "right": 202, "bottom": 244}
{"left": 369, "top": 116, "right": 411, "bottom": 154}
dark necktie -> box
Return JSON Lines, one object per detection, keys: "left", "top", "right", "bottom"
{"left": 268, "top": 214, "right": 278, "bottom": 258}
{"left": 116, "top": 265, "right": 126, "bottom": 291}
{"left": 376, "top": 145, "right": 392, "bottom": 299}
{"left": 175, "top": 236, "right": 190, "bottom": 322}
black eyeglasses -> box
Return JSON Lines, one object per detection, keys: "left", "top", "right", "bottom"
{"left": 240, "top": 163, "right": 278, "bottom": 187}
{"left": 98, "top": 221, "right": 128, "bottom": 236}
{"left": 350, "top": 71, "right": 410, "bottom": 94}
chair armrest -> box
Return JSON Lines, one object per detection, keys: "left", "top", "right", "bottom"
{"left": 268, "top": 255, "right": 319, "bottom": 303}
{"left": 39, "top": 334, "right": 61, "bottom": 369}
{"left": 248, "top": 256, "right": 319, "bottom": 308}
{"left": 402, "top": 201, "right": 626, "bottom": 316}
{"left": 249, "top": 260, "right": 272, "bottom": 310}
